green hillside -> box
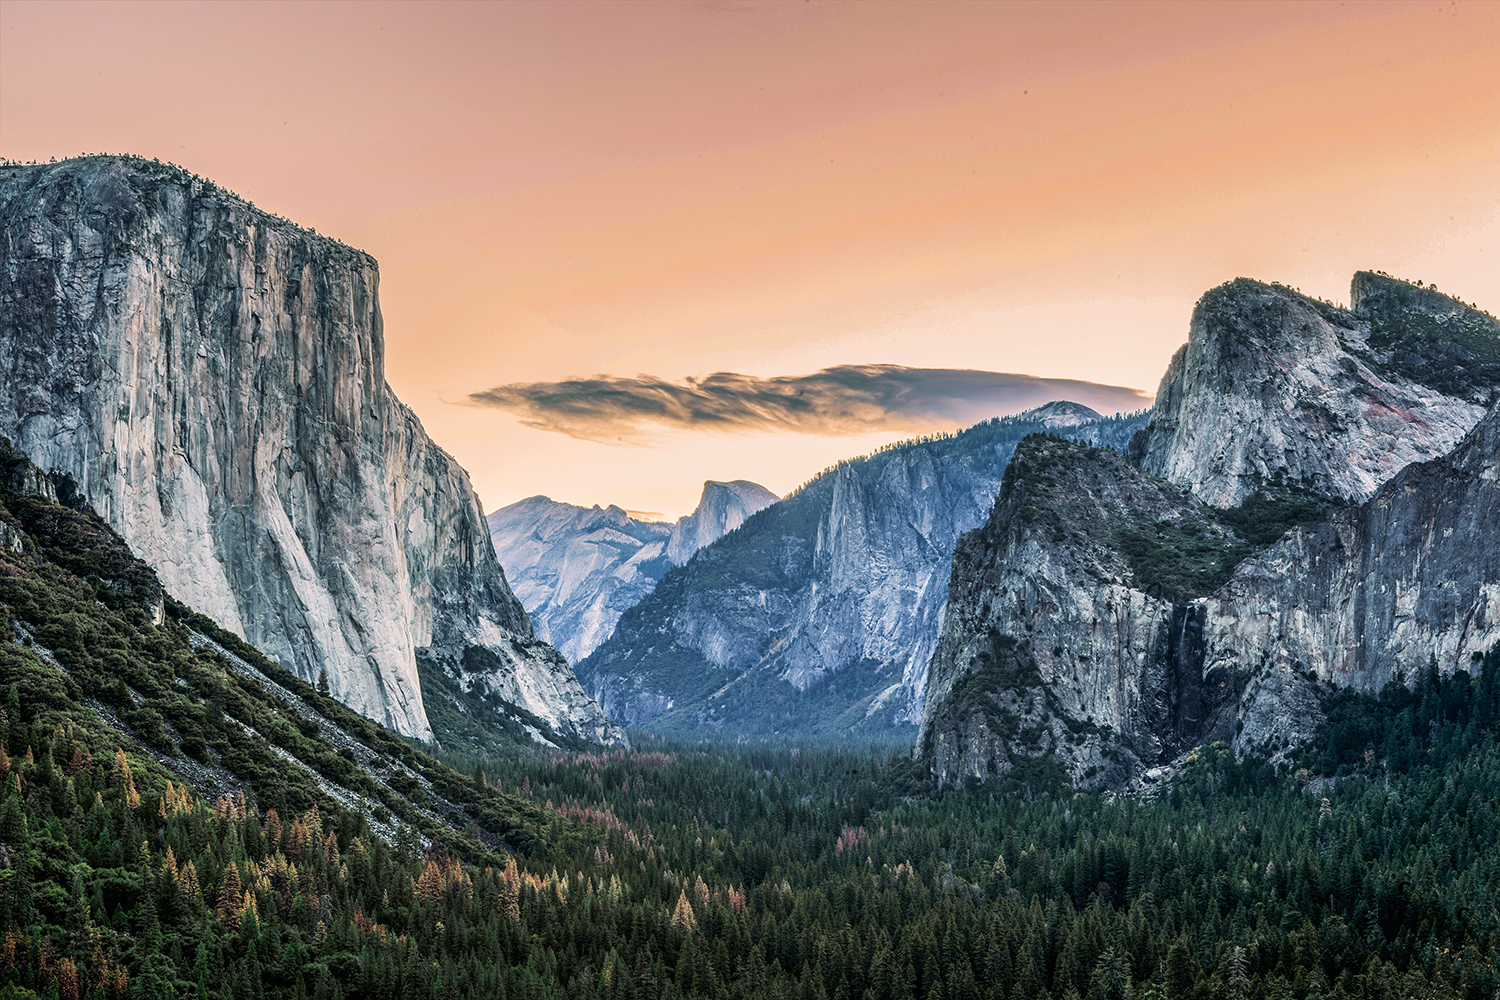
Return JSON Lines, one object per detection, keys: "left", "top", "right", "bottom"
{"left": 4, "top": 434, "right": 1500, "bottom": 999}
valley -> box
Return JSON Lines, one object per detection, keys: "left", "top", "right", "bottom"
{"left": 0, "top": 155, "right": 1497, "bottom": 999}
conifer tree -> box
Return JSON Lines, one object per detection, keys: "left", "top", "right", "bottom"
{"left": 1162, "top": 936, "right": 1198, "bottom": 1000}
{"left": 57, "top": 956, "right": 79, "bottom": 1000}
{"left": 264, "top": 808, "right": 282, "bottom": 852}
{"left": 1229, "top": 946, "right": 1249, "bottom": 999}
{"left": 218, "top": 862, "right": 244, "bottom": 929}
{"left": 502, "top": 856, "right": 521, "bottom": 921}
{"left": 1090, "top": 949, "right": 1130, "bottom": 1000}
{"left": 671, "top": 889, "right": 697, "bottom": 932}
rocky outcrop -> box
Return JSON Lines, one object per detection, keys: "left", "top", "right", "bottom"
{"left": 1350, "top": 271, "right": 1500, "bottom": 406}
{"left": 0, "top": 155, "right": 622, "bottom": 746}
{"left": 1128, "top": 275, "right": 1496, "bottom": 507}
{"left": 921, "top": 274, "right": 1499, "bottom": 789}
{"left": 488, "top": 499, "right": 672, "bottom": 664}
{"left": 917, "top": 434, "right": 1248, "bottom": 787}
{"left": 577, "top": 404, "right": 1146, "bottom": 739}
{"left": 665, "top": 480, "right": 778, "bottom": 566}
{"left": 488, "top": 480, "right": 776, "bottom": 665}
{"left": 1201, "top": 402, "right": 1500, "bottom": 750}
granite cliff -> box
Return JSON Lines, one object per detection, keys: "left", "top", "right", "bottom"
{"left": 488, "top": 499, "right": 673, "bottom": 665}
{"left": 1129, "top": 274, "right": 1496, "bottom": 506}
{"left": 577, "top": 403, "right": 1146, "bottom": 739}
{"left": 922, "top": 275, "right": 1499, "bottom": 788}
{"left": 0, "top": 155, "right": 622, "bottom": 746}
{"left": 1201, "top": 401, "right": 1500, "bottom": 752}
{"left": 487, "top": 480, "right": 775, "bottom": 665}
{"left": 0, "top": 433, "right": 567, "bottom": 853}
{"left": 918, "top": 434, "right": 1249, "bottom": 788}
{"left": 666, "top": 480, "right": 778, "bottom": 567}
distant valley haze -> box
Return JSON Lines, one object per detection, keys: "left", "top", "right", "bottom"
{"left": 2, "top": 0, "right": 1494, "bottom": 518}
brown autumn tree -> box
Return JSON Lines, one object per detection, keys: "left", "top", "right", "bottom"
{"left": 216, "top": 863, "right": 243, "bottom": 929}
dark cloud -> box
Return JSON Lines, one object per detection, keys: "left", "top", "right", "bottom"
{"left": 467, "top": 364, "right": 1152, "bottom": 441}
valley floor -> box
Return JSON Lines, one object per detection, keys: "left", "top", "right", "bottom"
{"left": 4, "top": 645, "right": 1500, "bottom": 999}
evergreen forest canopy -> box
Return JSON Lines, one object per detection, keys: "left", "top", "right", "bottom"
{"left": 2, "top": 444, "right": 1500, "bottom": 1000}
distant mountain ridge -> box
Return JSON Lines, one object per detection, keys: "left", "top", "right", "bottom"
{"left": 667, "top": 480, "right": 779, "bottom": 566}
{"left": 575, "top": 402, "right": 1147, "bottom": 739}
{"left": 487, "top": 480, "right": 777, "bottom": 664}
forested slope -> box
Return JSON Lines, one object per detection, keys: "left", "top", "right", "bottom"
{"left": 3, "top": 436, "right": 1500, "bottom": 999}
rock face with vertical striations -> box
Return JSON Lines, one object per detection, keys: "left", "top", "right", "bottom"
{"left": 921, "top": 274, "right": 1500, "bottom": 789}
{"left": 1127, "top": 275, "right": 1496, "bottom": 507}
{"left": 487, "top": 480, "right": 776, "bottom": 666}
{"left": 1199, "top": 401, "right": 1500, "bottom": 751}
{"left": 0, "top": 155, "right": 622, "bottom": 746}
{"left": 665, "top": 480, "right": 778, "bottom": 566}
{"left": 917, "top": 434, "right": 1253, "bottom": 788}
{"left": 577, "top": 404, "right": 1146, "bottom": 740}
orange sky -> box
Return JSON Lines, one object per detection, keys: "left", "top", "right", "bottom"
{"left": 2, "top": 0, "right": 1496, "bottom": 517}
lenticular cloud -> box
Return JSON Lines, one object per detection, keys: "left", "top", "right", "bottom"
{"left": 468, "top": 364, "right": 1151, "bottom": 441}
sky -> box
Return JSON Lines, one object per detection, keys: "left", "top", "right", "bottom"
{"left": 2, "top": 1, "right": 1496, "bottom": 519}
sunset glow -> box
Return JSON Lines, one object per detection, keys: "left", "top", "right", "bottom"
{"left": 3, "top": 0, "right": 1495, "bottom": 516}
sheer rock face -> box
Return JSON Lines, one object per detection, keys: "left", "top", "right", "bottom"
{"left": 917, "top": 436, "right": 1243, "bottom": 788}
{"left": 665, "top": 480, "right": 778, "bottom": 566}
{"left": 921, "top": 410, "right": 1500, "bottom": 788}
{"left": 0, "top": 156, "right": 622, "bottom": 746}
{"left": 1201, "top": 402, "right": 1500, "bottom": 746}
{"left": 577, "top": 405, "right": 1146, "bottom": 739}
{"left": 487, "top": 480, "right": 776, "bottom": 665}
{"left": 1128, "top": 276, "right": 1495, "bottom": 507}
{"left": 922, "top": 274, "right": 1500, "bottom": 789}
{"left": 488, "top": 499, "right": 672, "bottom": 666}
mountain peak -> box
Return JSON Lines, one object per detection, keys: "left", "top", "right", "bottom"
{"left": 1128, "top": 271, "right": 1494, "bottom": 506}
{"left": 1, "top": 157, "right": 623, "bottom": 747}
{"left": 1018, "top": 400, "right": 1107, "bottom": 429}
{"left": 666, "top": 480, "right": 779, "bottom": 566}
{"left": 921, "top": 272, "right": 1498, "bottom": 790}
{"left": 486, "top": 482, "right": 776, "bottom": 665}
{"left": 1350, "top": 270, "right": 1494, "bottom": 319}
{"left": 576, "top": 408, "right": 1147, "bottom": 737}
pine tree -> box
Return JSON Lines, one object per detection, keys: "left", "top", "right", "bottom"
{"left": 1089, "top": 949, "right": 1129, "bottom": 1000}
{"left": 178, "top": 859, "right": 200, "bottom": 901}
{"left": 502, "top": 856, "right": 521, "bottom": 921}
{"left": 950, "top": 958, "right": 979, "bottom": 1000}
{"left": 1162, "top": 936, "right": 1198, "bottom": 1000}
{"left": 1228, "top": 946, "right": 1249, "bottom": 1000}
{"left": 868, "top": 947, "right": 895, "bottom": 1000}
{"left": 58, "top": 957, "right": 80, "bottom": 1000}
{"left": 0, "top": 789, "right": 24, "bottom": 844}
{"left": 671, "top": 889, "right": 697, "bottom": 932}
{"left": 1014, "top": 951, "right": 1043, "bottom": 1000}
{"left": 263, "top": 809, "right": 282, "bottom": 852}
{"left": 984, "top": 935, "right": 1012, "bottom": 998}
{"left": 115, "top": 749, "right": 140, "bottom": 810}
{"left": 218, "top": 862, "right": 244, "bottom": 929}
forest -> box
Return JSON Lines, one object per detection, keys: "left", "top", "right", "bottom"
{"left": 3, "top": 441, "right": 1500, "bottom": 999}
{"left": 3, "top": 640, "right": 1500, "bottom": 999}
